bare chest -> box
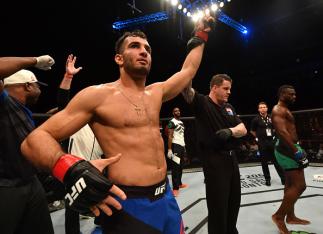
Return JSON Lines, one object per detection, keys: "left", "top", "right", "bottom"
{"left": 96, "top": 94, "right": 161, "bottom": 128}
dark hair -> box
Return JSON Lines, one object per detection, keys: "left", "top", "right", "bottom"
{"left": 115, "top": 30, "right": 148, "bottom": 54}
{"left": 172, "top": 107, "right": 180, "bottom": 113}
{"left": 258, "top": 101, "right": 267, "bottom": 107}
{"left": 277, "top": 85, "right": 294, "bottom": 98}
{"left": 209, "top": 74, "right": 232, "bottom": 90}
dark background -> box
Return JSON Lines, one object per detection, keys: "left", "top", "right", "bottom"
{"left": 1, "top": 0, "right": 323, "bottom": 117}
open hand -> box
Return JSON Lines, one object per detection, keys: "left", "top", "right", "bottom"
{"left": 66, "top": 54, "right": 82, "bottom": 76}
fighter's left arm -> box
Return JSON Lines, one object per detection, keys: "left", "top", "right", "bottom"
{"left": 161, "top": 16, "right": 214, "bottom": 102}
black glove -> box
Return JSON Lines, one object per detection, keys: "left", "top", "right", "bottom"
{"left": 52, "top": 154, "right": 113, "bottom": 214}
{"left": 187, "top": 17, "right": 215, "bottom": 53}
{"left": 295, "top": 150, "right": 309, "bottom": 168}
{"left": 215, "top": 128, "right": 232, "bottom": 141}
{"left": 187, "top": 36, "right": 205, "bottom": 53}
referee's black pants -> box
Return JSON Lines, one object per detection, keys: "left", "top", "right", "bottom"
{"left": 203, "top": 151, "right": 241, "bottom": 234}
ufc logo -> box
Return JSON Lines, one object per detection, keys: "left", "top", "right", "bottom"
{"left": 154, "top": 182, "right": 166, "bottom": 196}
{"left": 65, "top": 178, "right": 87, "bottom": 206}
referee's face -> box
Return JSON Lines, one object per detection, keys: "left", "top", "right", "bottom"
{"left": 213, "top": 80, "right": 231, "bottom": 104}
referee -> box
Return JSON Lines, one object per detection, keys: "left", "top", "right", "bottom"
{"left": 182, "top": 74, "right": 247, "bottom": 234}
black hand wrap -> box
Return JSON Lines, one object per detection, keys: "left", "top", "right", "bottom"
{"left": 187, "top": 36, "right": 206, "bottom": 54}
{"left": 63, "top": 160, "right": 113, "bottom": 214}
{"left": 187, "top": 18, "right": 215, "bottom": 53}
{"left": 215, "top": 128, "right": 232, "bottom": 141}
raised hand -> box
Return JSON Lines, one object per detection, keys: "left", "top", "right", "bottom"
{"left": 187, "top": 15, "right": 215, "bottom": 52}
{"left": 35, "top": 55, "right": 55, "bottom": 70}
{"left": 65, "top": 54, "right": 82, "bottom": 76}
{"left": 195, "top": 15, "right": 215, "bottom": 33}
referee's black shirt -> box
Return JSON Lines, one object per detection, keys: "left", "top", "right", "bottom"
{"left": 191, "top": 92, "right": 242, "bottom": 154}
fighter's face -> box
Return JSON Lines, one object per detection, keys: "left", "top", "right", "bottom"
{"left": 212, "top": 80, "right": 232, "bottom": 104}
{"left": 116, "top": 36, "right": 152, "bottom": 77}
{"left": 258, "top": 104, "right": 268, "bottom": 115}
{"left": 173, "top": 108, "right": 181, "bottom": 118}
{"left": 283, "top": 88, "right": 296, "bottom": 105}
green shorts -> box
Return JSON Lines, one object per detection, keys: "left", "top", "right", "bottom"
{"left": 274, "top": 144, "right": 302, "bottom": 171}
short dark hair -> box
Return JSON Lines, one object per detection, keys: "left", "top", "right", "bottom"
{"left": 209, "top": 74, "right": 232, "bottom": 90}
{"left": 277, "top": 85, "right": 294, "bottom": 98}
{"left": 258, "top": 101, "right": 267, "bottom": 107}
{"left": 115, "top": 30, "right": 148, "bottom": 54}
{"left": 172, "top": 107, "right": 180, "bottom": 113}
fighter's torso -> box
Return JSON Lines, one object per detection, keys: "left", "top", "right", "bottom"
{"left": 283, "top": 108, "right": 298, "bottom": 143}
{"left": 89, "top": 83, "right": 166, "bottom": 186}
{"left": 272, "top": 104, "right": 298, "bottom": 155}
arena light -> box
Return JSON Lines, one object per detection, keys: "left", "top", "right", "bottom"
{"left": 211, "top": 3, "right": 218, "bottom": 12}
{"left": 192, "top": 13, "right": 199, "bottom": 22}
{"left": 171, "top": 0, "right": 178, "bottom": 6}
{"left": 112, "top": 1, "right": 248, "bottom": 35}
{"left": 112, "top": 12, "right": 169, "bottom": 30}
{"left": 163, "top": 0, "right": 248, "bottom": 35}
{"left": 217, "top": 11, "right": 248, "bottom": 34}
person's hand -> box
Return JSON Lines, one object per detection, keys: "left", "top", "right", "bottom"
{"left": 35, "top": 55, "right": 55, "bottom": 70}
{"left": 65, "top": 54, "right": 82, "bottom": 77}
{"left": 295, "top": 149, "right": 309, "bottom": 168}
{"left": 195, "top": 15, "right": 215, "bottom": 34}
{"left": 215, "top": 128, "right": 232, "bottom": 141}
{"left": 89, "top": 155, "right": 127, "bottom": 216}
{"left": 52, "top": 153, "right": 126, "bottom": 216}
{"left": 167, "top": 149, "right": 173, "bottom": 159}
{"left": 187, "top": 15, "right": 215, "bottom": 52}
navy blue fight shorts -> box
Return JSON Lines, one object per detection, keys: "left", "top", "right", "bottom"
{"left": 99, "top": 179, "right": 185, "bottom": 234}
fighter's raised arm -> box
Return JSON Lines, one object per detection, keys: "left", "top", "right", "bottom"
{"left": 0, "top": 55, "right": 55, "bottom": 92}
{"left": 160, "top": 16, "right": 214, "bottom": 102}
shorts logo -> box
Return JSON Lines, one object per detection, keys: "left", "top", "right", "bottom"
{"left": 65, "top": 177, "right": 87, "bottom": 206}
{"left": 154, "top": 182, "right": 166, "bottom": 196}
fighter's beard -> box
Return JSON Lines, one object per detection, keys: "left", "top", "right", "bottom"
{"left": 123, "top": 59, "right": 151, "bottom": 78}
{"left": 126, "top": 66, "right": 150, "bottom": 78}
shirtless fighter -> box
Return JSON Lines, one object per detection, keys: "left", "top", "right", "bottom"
{"left": 21, "top": 16, "right": 214, "bottom": 233}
